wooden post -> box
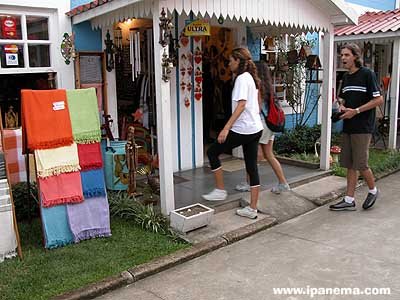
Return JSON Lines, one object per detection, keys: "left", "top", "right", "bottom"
{"left": 153, "top": 0, "right": 175, "bottom": 215}
{"left": 389, "top": 39, "right": 400, "bottom": 149}
{"left": 320, "top": 25, "right": 334, "bottom": 171}
{"left": 0, "top": 108, "right": 22, "bottom": 260}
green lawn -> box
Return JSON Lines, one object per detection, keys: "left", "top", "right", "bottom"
{"left": 0, "top": 218, "right": 188, "bottom": 300}
{"left": 332, "top": 149, "right": 400, "bottom": 177}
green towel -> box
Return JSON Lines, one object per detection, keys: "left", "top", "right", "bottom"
{"left": 66, "top": 88, "right": 101, "bottom": 143}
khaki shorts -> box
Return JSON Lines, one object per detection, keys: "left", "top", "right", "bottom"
{"left": 340, "top": 133, "right": 371, "bottom": 171}
{"left": 259, "top": 117, "right": 275, "bottom": 145}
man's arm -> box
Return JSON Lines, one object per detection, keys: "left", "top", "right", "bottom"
{"left": 340, "top": 95, "right": 384, "bottom": 119}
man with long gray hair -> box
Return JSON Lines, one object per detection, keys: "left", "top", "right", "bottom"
{"left": 329, "top": 43, "right": 383, "bottom": 211}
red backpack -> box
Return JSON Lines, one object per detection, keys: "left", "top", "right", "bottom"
{"left": 261, "top": 94, "right": 285, "bottom": 133}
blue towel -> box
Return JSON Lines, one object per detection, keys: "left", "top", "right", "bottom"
{"left": 41, "top": 204, "right": 74, "bottom": 249}
{"left": 81, "top": 169, "right": 106, "bottom": 198}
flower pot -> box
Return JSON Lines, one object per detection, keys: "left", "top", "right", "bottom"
{"left": 170, "top": 203, "right": 214, "bottom": 233}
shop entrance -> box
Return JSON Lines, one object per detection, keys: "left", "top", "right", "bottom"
{"left": 201, "top": 27, "right": 234, "bottom": 147}
{"left": 113, "top": 19, "right": 156, "bottom": 161}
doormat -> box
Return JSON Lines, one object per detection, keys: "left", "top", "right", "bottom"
{"left": 221, "top": 159, "right": 245, "bottom": 172}
{"left": 173, "top": 175, "right": 190, "bottom": 184}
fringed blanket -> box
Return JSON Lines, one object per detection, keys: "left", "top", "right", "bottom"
{"left": 66, "top": 88, "right": 101, "bottom": 144}
{"left": 66, "top": 194, "right": 111, "bottom": 243}
{"left": 81, "top": 169, "right": 106, "bottom": 198}
{"left": 0, "top": 201, "right": 17, "bottom": 262}
{"left": 39, "top": 172, "right": 84, "bottom": 208}
{"left": 35, "top": 143, "right": 80, "bottom": 178}
{"left": 77, "top": 143, "right": 103, "bottom": 171}
{"left": 41, "top": 204, "right": 74, "bottom": 249}
{"left": 21, "top": 89, "right": 73, "bottom": 150}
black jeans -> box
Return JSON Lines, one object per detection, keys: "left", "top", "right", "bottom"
{"left": 207, "top": 130, "right": 262, "bottom": 186}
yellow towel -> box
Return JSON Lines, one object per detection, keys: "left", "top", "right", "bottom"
{"left": 35, "top": 143, "right": 81, "bottom": 178}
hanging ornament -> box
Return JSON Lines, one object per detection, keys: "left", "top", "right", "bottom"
{"left": 60, "top": 32, "right": 75, "bottom": 65}
{"left": 184, "top": 98, "right": 190, "bottom": 107}
{"left": 186, "top": 82, "right": 192, "bottom": 93}
{"left": 180, "top": 34, "right": 189, "bottom": 48}
{"left": 187, "top": 66, "right": 193, "bottom": 76}
{"left": 218, "top": 14, "right": 224, "bottom": 25}
{"left": 180, "top": 81, "right": 186, "bottom": 91}
{"left": 180, "top": 67, "right": 186, "bottom": 77}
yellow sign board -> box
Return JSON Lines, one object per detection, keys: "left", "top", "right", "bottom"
{"left": 184, "top": 19, "right": 210, "bottom": 36}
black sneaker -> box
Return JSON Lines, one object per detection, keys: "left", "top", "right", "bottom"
{"left": 362, "top": 190, "right": 379, "bottom": 210}
{"left": 329, "top": 199, "right": 356, "bottom": 211}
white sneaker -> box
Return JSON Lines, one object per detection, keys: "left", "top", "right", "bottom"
{"left": 235, "top": 182, "right": 250, "bottom": 192}
{"left": 236, "top": 206, "right": 257, "bottom": 219}
{"left": 271, "top": 183, "right": 291, "bottom": 194}
{"left": 202, "top": 189, "right": 227, "bottom": 201}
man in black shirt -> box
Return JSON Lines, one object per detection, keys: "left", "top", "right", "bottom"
{"left": 330, "top": 43, "right": 383, "bottom": 211}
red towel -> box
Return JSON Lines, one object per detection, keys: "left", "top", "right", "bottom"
{"left": 39, "top": 172, "right": 84, "bottom": 208}
{"left": 77, "top": 143, "right": 103, "bottom": 171}
{"left": 21, "top": 89, "right": 73, "bottom": 150}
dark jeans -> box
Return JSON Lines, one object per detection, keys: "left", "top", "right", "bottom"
{"left": 207, "top": 130, "right": 262, "bottom": 186}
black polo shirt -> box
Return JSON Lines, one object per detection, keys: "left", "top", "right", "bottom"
{"left": 339, "top": 67, "right": 381, "bottom": 134}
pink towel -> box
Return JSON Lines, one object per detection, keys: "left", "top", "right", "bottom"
{"left": 39, "top": 172, "right": 84, "bottom": 208}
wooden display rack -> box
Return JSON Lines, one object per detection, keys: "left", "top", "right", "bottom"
{"left": 0, "top": 108, "right": 23, "bottom": 260}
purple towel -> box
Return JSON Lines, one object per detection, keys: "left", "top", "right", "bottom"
{"left": 66, "top": 193, "right": 111, "bottom": 243}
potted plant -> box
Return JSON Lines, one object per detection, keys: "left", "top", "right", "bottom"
{"left": 170, "top": 203, "right": 214, "bottom": 233}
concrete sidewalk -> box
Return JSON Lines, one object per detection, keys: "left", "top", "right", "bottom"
{"left": 96, "top": 171, "right": 400, "bottom": 300}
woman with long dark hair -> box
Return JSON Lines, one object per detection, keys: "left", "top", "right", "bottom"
{"left": 202, "top": 47, "right": 263, "bottom": 219}
{"left": 235, "top": 61, "right": 290, "bottom": 194}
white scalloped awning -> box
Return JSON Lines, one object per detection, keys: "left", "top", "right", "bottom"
{"left": 70, "top": 0, "right": 357, "bottom": 32}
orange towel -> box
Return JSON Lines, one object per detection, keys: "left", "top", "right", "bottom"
{"left": 21, "top": 89, "right": 73, "bottom": 150}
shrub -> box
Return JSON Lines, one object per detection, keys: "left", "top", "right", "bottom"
{"left": 11, "top": 182, "right": 39, "bottom": 221}
{"left": 274, "top": 124, "right": 322, "bottom": 154}
{"left": 108, "top": 191, "right": 178, "bottom": 239}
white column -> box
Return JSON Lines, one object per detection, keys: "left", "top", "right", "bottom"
{"left": 153, "top": 0, "right": 175, "bottom": 215}
{"left": 389, "top": 39, "right": 400, "bottom": 149}
{"left": 320, "top": 26, "right": 334, "bottom": 170}
{"left": 102, "top": 26, "right": 119, "bottom": 139}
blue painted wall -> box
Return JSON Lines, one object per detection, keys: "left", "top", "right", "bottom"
{"left": 345, "top": 0, "right": 395, "bottom": 10}
{"left": 71, "top": 0, "right": 92, "bottom": 9}
{"left": 247, "top": 27, "right": 261, "bottom": 61}
{"left": 73, "top": 21, "right": 102, "bottom": 52}
{"left": 285, "top": 32, "right": 320, "bottom": 130}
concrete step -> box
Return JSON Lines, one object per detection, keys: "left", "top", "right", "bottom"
{"left": 202, "top": 170, "right": 333, "bottom": 215}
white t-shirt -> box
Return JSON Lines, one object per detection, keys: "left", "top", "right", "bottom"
{"left": 231, "top": 72, "right": 263, "bottom": 134}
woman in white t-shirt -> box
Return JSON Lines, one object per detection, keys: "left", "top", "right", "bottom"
{"left": 235, "top": 61, "right": 290, "bottom": 194}
{"left": 202, "top": 47, "right": 263, "bottom": 219}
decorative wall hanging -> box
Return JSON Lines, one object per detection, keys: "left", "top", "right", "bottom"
{"left": 158, "top": 8, "right": 177, "bottom": 82}
{"left": 179, "top": 34, "right": 193, "bottom": 108}
{"left": 104, "top": 30, "right": 115, "bottom": 72}
{"left": 159, "top": 7, "right": 173, "bottom": 47}
{"left": 60, "top": 33, "right": 76, "bottom": 65}
{"left": 193, "top": 41, "right": 203, "bottom": 102}
{"left": 161, "top": 49, "right": 173, "bottom": 82}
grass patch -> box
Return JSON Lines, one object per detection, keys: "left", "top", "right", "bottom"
{"left": 332, "top": 149, "right": 400, "bottom": 177}
{"left": 0, "top": 217, "right": 188, "bottom": 300}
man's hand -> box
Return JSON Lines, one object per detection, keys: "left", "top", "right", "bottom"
{"left": 217, "top": 129, "right": 229, "bottom": 144}
{"left": 340, "top": 107, "right": 358, "bottom": 119}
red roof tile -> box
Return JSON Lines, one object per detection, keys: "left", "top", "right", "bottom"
{"left": 335, "top": 9, "right": 400, "bottom": 36}
{"left": 66, "top": 0, "right": 115, "bottom": 17}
